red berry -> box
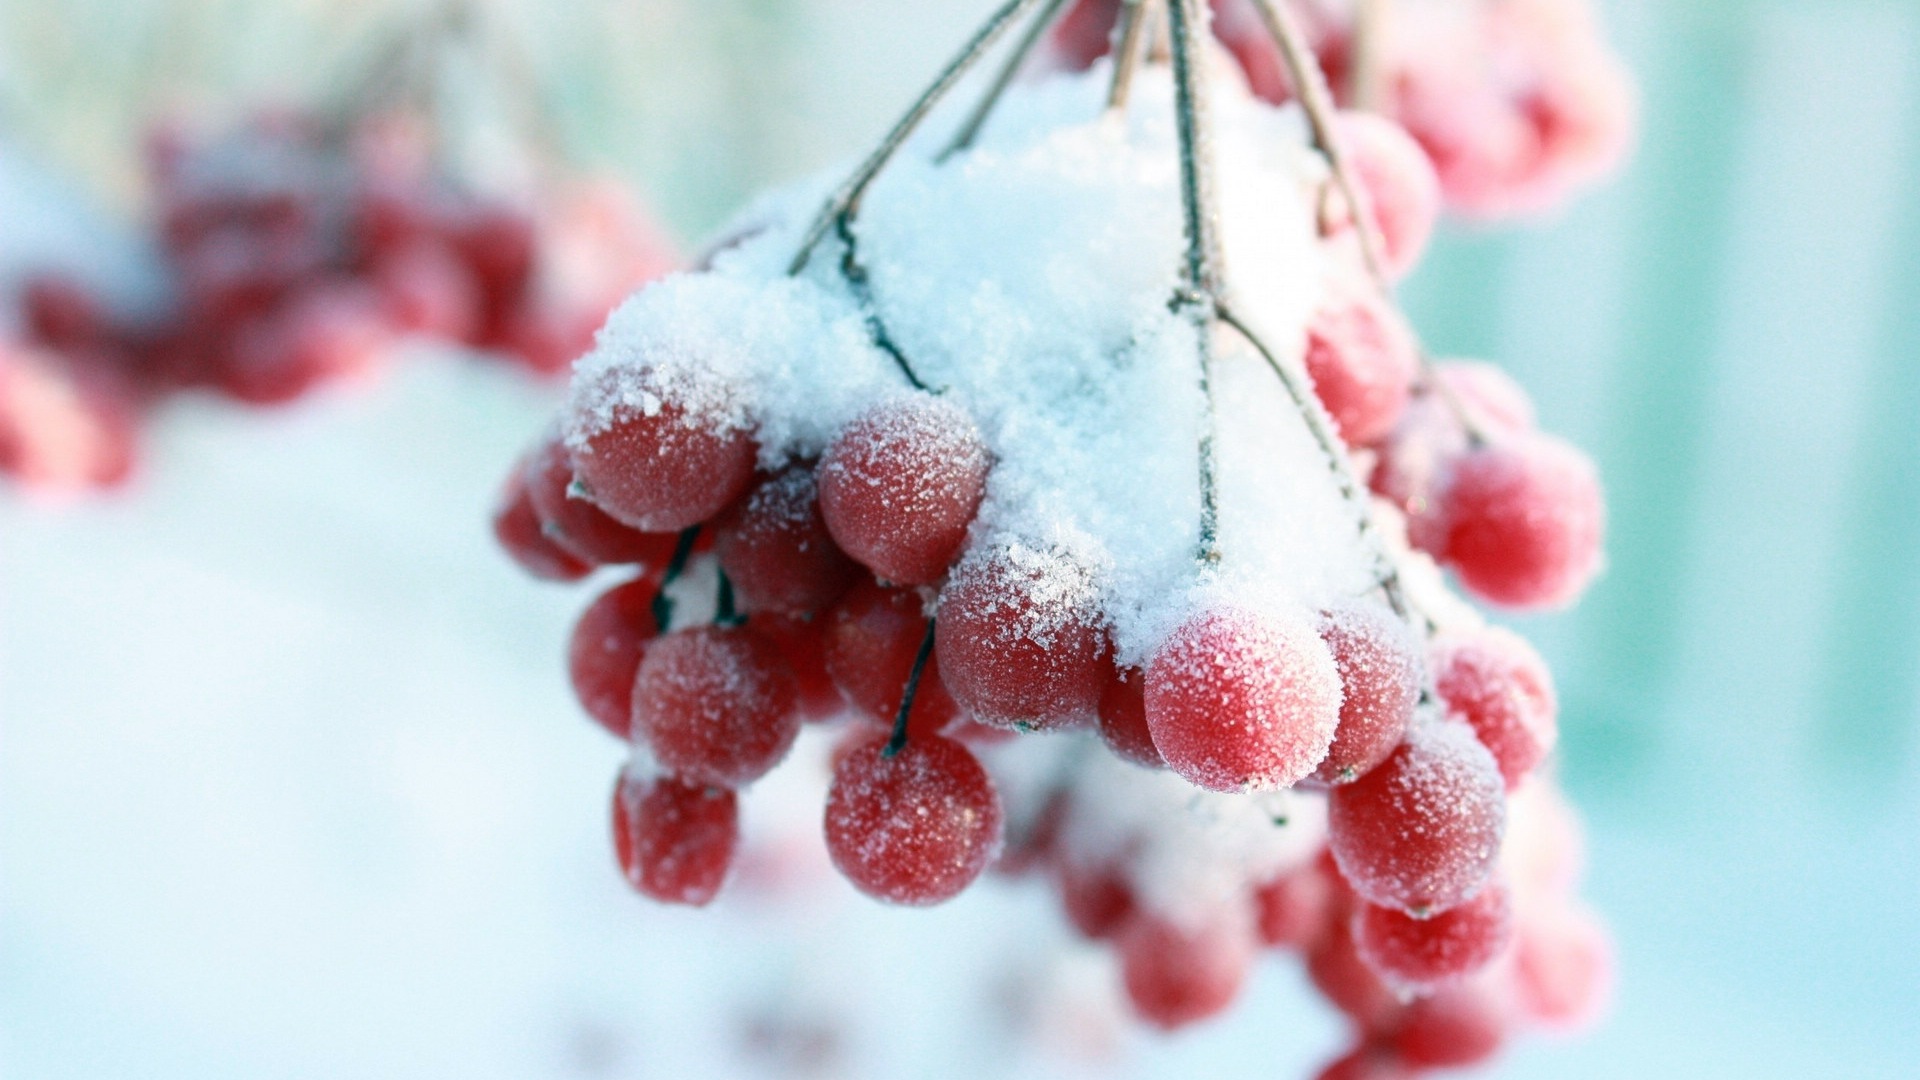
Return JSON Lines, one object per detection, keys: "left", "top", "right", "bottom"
{"left": 611, "top": 771, "right": 738, "bottom": 906}
{"left": 374, "top": 241, "right": 481, "bottom": 340}
{"left": 715, "top": 466, "right": 861, "bottom": 616}
{"left": 1057, "top": 861, "right": 1136, "bottom": 940}
{"left": 525, "top": 433, "right": 683, "bottom": 568}
{"left": 1513, "top": 902, "right": 1612, "bottom": 1028}
{"left": 1253, "top": 860, "right": 1336, "bottom": 949}
{"left": 1312, "top": 604, "right": 1422, "bottom": 786}
{"left": 1097, "top": 662, "right": 1164, "bottom": 768}
{"left": 631, "top": 626, "right": 799, "bottom": 787}
{"left": 1333, "top": 112, "right": 1441, "bottom": 280}
{"left": 823, "top": 733, "right": 1003, "bottom": 905}
{"left": 1144, "top": 607, "right": 1342, "bottom": 792}
{"left": 1303, "top": 288, "right": 1419, "bottom": 446}
{"left": 817, "top": 394, "right": 990, "bottom": 585}
{"left": 1307, "top": 916, "right": 1407, "bottom": 1030}
{"left": 752, "top": 611, "right": 844, "bottom": 721}
{"left": 1328, "top": 720, "right": 1506, "bottom": 917}
{"left": 1118, "top": 910, "right": 1255, "bottom": 1031}
{"left": 491, "top": 464, "right": 592, "bottom": 582}
{"left": 1313, "top": 1045, "right": 1415, "bottom": 1080}
{"left": 1435, "top": 434, "right": 1604, "bottom": 609}
{"left": 935, "top": 543, "right": 1107, "bottom": 730}
{"left": 823, "top": 578, "right": 959, "bottom": 738}
{"left": 567, "top": 576, "right": 662, "bottom": 740}
{"left": 1387, "top": 979, "right": 1510, "bottom": 1067}
{"left": 1432, "top": 627, "right": 1557, "bottom": 790}
{"left": 1354, "top": 879, "right": 1514, "bottom": 990}
{"left": 568, "top": 366, "right": 757, "bottom": 532}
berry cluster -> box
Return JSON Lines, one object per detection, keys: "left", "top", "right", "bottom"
{"left": 1048, "top": 0, "right": 1636, "bottom": 218}
{"left": 493, "top": 3, "right": 1610, "bottom": 1073}
{"left": 2, "top": 0, "right": 677, "bottom": 499}
{"left": 0, "top": 333, "right": 139, "bottom": 494}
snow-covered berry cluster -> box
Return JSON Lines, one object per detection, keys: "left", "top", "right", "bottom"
{"left": 493, "top": 2, "right": 1610, "bottom": 1073}
{"left": 1049, "top": 0, "right": 1636, "bottom": 218}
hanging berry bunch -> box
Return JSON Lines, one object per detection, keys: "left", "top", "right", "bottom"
{"left": 494, "top": 0, "right": 1610, "bottom": 1073}
{"left": 2, "top": 2, "right": 675, "bottom": 494}
{"left": 1048, "top": 0, "right": 1636, "bottom": 218}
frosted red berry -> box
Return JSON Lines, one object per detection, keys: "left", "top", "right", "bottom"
{"left": 1312, "top": 604, "right": 1422, "bottom": 786}
{"left": 492, "top": 464, "right": 592, "bottom": 582}
{"left": 1354, "top": 879, "right": 1514, "bottom": 990}
{"left": 935, "top": 544, "right": 1107, "bottom": 730}
{"left": 1328, "top": 720, "right": 1506, "bottom": 917}
{"left": 1058, "top": 861, "right": 1137, "bottom": 940}
{"left": 567, "top": 576, "right": 662, "bottom": 740}
{"left": 1434, "top": 434, "right": 1604, "bottom": 609}
{"left": 714, "top": 465, "right": 861, "bottom": 616}
{"left": 526, "top": 433, "right": 682, "bottom": 568}
{"left": 631, "top": 625, "right": 800, "bottom": 787}
{"left": 1432, "top": 626, "right": 1558, "bottom": 790}
{"left": 568, "top": 367, "right": 758, "bottom": 532}
{"left": 1303, "top": 289, "right": 1419, "bottom": 447}
{"left": 1387, "top": 979, "right": 1510, "bottom": 1067}
{"left": 1144, "top": 606, "right": 1342, "bottom": 792}
{"left": 612, "top": 771, "right": 739, "bottom": 907}
{"left": 1333, "top": 112, "right": 1441, "bottom": 280}
{"left": 817, "top": 394, "right": 990, "bottom": 585}
{"left": 1253, "top": 860, "right": 1337, "bottom": 949}
{"left": 1513, "top": 902, "right": 1613, "bottom": 1028}
{"left": 1097, "top": 662, "right": 1163, "bottom": 768}
{"left": 823, "top": 733, "right": 1003, "bottom": 906}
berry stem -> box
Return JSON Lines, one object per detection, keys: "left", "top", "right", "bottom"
{"left": 650, "top": 525, "right": 704, "bottom": 632}
{"left": 1106, "top": 0, "right": 1161, "bottom": 111}
{"left": 1245, "top": 0, "right": 1388, "bottom": 288}
{"left": 713, "top": 570, "right": 744, "bottom": 628}
{"left": 939, "top": 0, "right": 1077, "bottom": 162}
{"left": 834, "top": 214, "right": 931, "bottom": 390}
{"left": 1166, "top": 0, "right": 1225, "bottom": 566}
{"left": 1247, "top": 0, "right": 1490, "bottom": 446}
{"left": 1348, "top": 0, "right": 1389, "bottom": 111}
{"left": 1216, "top": 305, "right": 1417, "bottom": 623}
{"left": 884, "top": 617, "right": 939, "bottom": 758}
{"left": 787, "top": 0, "right": 1051, "bottom": 276}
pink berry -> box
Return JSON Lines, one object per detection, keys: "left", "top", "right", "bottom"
{"left": 1328, "top": 720, "right": 1506, "bottom": 917}
{"left": 631, "top": 626, "right": 799, "bottom": 787}
{"left": 1313, "top": 1045, "right": 1415, "bottom": 1080}
{"left": 1253, "top": 859, "right": 1336, "bottom": 949}
{"left": 1312, "top": 604, "right": 1422, "bottom": 786}
{"left": 1334, "top": 112, "right": 1442, "bottom": 280}
{"left": 1302, "top": 289, "right": 1420, "bottom": 446}
{"left": 1306, "top": 915, "right": 1406, "bottom": 1030}
{"left": 611, "top": 771, "right": 738, "bottom": 906}
{"left": 1097, "top": 662, "right": 1164, "bottom": 768}
{"left": 935, "top": 544, "right": 1107, "bottom": 730}
{"left": 568, "top": 367, "right": 758, "bottom": 532}
{"left": 1434, "top": 434, "right": 1604, "bottom": 609}
{"left": 1144, "top": 607, "right": 1342, "bottom": 793}
{"left": 1354, "top": 879, "right": 1514, "bottom": 990}
{"left": 714, "top": 465, "right": 861, "bottom": 617}
{"left": 567, "top": 576, "right": 662, "bottom": 740}
{"left": 1432, "top": 626, "right": 1557, "bottom": 790}
{"left": 1117, "top": 911, "right": 1254, "bottom": 1031}
{"left": 823, "top": 733, "right": 1003, "bottom": 905}
{"left": 818, "top": 394, "right": 990, "bottom": 585}
{"left": 1513, "top": 902, "right": 1613, "bottom": 1028}
{"left": 1387, "top": 978, "right": 1511, "bottom": 1067}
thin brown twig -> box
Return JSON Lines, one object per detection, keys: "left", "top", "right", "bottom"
{"left": 1105, "top": 0, "right": 1160, "bottom": 111}
{"left": 1165, "top": 0, "right": 1225, "bottom": 566}
{"left": 939, "top": 0, "right": 1076, "bottom": 162}
{"left": 788, "top": 0, "right": 1050, "bottom": 276}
